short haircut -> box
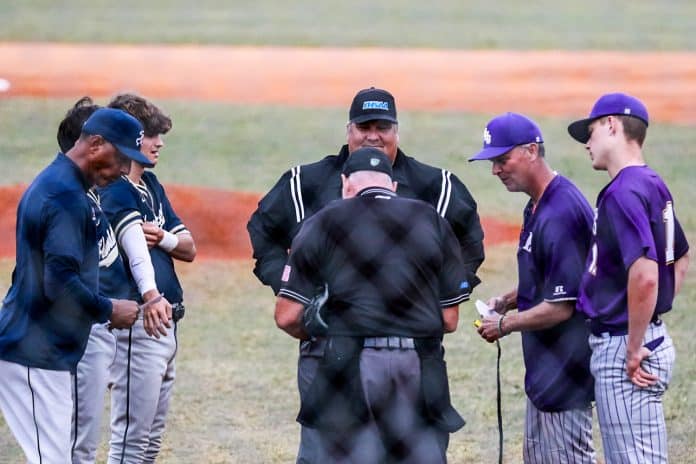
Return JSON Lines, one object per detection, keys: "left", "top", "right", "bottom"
{"left": 536, "top": 142, "right": 546, "bottom": 158}
{"left": 57, "top": 96, "right": 99, "bottom": 152}
{"left": 108, "top": 93, "right": 172, "bottom": 137}
{"left": 619, "top": 115, "right": 647, "bottom": 146}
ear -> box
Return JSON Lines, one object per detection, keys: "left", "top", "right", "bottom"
{"left": 84, "top": 134, "right": 105, "bottom": 159}
{"left": 341, "top": 174, "right": 351, "bottom": 198}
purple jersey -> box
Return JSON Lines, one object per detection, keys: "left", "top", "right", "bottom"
{"left": 516, "top": 175, "right": 594, "bottom": 412}
{"left": 578, "top": 166, "right": 689, "bottom": 332}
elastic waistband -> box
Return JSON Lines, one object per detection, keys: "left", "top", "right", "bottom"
{"left": 590, "top": 314, "right": 662, "bottom": 337}
{"left": 363, "top": 336, "right": 415, "bottom": 349}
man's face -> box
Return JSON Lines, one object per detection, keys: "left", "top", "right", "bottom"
{"left": 489, "top": 144, "right": 533, "bottom": 193}
{"left": 585, "top": 118, "right": 612, "bottom": 171}
{"left": 346, "top": 120, "right": 399, "bottom": 163}
{"left": 140, "top": 133, "right": 164, "bottom": 167}
{"left": 87, "top": 136, "right": 131, "bottom": 187}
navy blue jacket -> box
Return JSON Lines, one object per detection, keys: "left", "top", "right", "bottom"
{"left": 0, "top": 153, "right": 112, "bottom": 371}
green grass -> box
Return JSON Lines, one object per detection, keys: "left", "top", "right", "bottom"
{"left": 1, "top": 252, "right": 695, "bottom": 463}
{"left": 1, "top": 98, "right": 695, "bottom": 239}
{"left": 1, "top": 99, "right": 695, "bottom": 461}
{"left": 1, "top": 0, "right": 695, "bottom": 50}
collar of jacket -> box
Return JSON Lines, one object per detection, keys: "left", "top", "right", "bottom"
{"left": 337, "top": 145, "right": 410, "bottom": 187}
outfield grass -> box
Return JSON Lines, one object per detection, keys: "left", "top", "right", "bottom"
{"left": 0, "top": 101, "right": 695, "bottom": 462}
{"left": 1, "top": 97, "right": 695, "bottom": 233}
{"left": 1, "top": 251, "right": 695, "bottom": 463}
{"left": 1, "top": 0, "right": 695, "bottom": 50}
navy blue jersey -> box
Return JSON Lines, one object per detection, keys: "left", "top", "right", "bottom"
{"left": 87, "top": 190, "right": 131, "bottom": 299}
{"left": 517, "top": 175, "right": 594, "bottom": 412}
{"left": 279, "top": 188, "right": 469, "bottom": 338}
{"left": 98, "top": 172, "right": 187, "bottom": 303}
{"left": 578, "top": 166, "right": 689, "bottom": 332}
{"left": 0, "top": 153, "right": 112, "bottom": 371}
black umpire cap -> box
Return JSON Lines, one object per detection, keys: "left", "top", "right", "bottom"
{"left": 342, "top": 147, "right": 393, "bottom": 178}
{"left": 349, "top": 87, "right": 398, "bottom": 124}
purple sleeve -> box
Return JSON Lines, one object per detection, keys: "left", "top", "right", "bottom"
{"left": 541, "top": 208, "right": 591, "bottom": 302}
{"left": 602, "top": 191, "right": 656, "bottom": 269}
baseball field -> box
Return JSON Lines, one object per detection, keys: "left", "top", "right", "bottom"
{"left": 1, "top": 2, "right": 695, "bottom": 462}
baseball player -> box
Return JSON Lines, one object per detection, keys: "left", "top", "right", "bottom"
{"left": 568, "top": 93, "right": 690, "bottom": 464}
{"left": 0, "top": 108, "right": 144, "bottom": 463}
{"left": 99, "top": 93, "right": 196, "bottom": 463}
{"left": 469, "top": 113, "right": 596, "bottom": 463}
{"left": 55, "top": 97, "right": 136, "bottom": 464}
{"left": 248, "top": 87, "right": 484, "bottom": 463}
{"left": 275, "top": 147, "right": 467, "bottom": 463}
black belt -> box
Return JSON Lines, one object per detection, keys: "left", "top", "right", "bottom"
{"left": 589, "top": 314, "right": 661, "bottom": 337}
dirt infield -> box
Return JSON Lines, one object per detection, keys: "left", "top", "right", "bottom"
{"left": 1, "top": 44, "right": 693, "bottom": 259}
{"left": 0, "top": 184, "right": 520, "bottom": 260}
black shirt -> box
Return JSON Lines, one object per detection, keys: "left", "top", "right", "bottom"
{"left": 279, "top": 187, "right": 469, "bottom": 338}
{"left": 247, "top": 145, "right": 484, "bottom": 295}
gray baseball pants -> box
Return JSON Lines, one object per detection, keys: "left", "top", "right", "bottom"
{"left": 523, "top": 398, "right": 596, "bottom": 463}
{"left": 296, "top": 338, "right": 328, "bottom": 464}
{"left": 108, "top": 319, "right": 177, "bottom": 464}
{"left": 589, "top": 321, "right": 674, "bottom": 464}
{"left": 318, "top": 346, "right": 448, "bottom": 463}
{"left": 71, "top": 322, "right": 117, "bottom": 464}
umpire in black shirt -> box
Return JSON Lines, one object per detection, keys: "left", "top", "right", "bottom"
{"left": 275, "top": 147, "right": 467, "bottom": 463}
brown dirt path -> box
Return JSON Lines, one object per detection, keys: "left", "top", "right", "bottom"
{"left": 1, "top": 44, "right": 695, "bottom": 123}
{"left": 1, "top": 44, "right": 693, "bottom": 259}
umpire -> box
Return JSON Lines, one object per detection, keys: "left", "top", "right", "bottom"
{"left": 248, "top": 86, "right": 483, "bottom": 463}
{"left": 275, "top": 147, "right": 467, "bottom": 463}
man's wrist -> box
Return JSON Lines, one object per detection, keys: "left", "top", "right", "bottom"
{"left": 158, "top": 231, "right": 179, "bottom": 252}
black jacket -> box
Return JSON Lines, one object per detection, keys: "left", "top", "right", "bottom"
{"left": 247, "top": 144, "right": 485, "bottom": 294}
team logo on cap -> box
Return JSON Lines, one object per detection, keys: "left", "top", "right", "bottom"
{"left": 370, "top": 158, "right": 380, "bottom": 167}
{"left": 362, "top": 101, "right": 389, "bottom": 111}
{"left": 624, "top": 107, "right": 631, "bottom": 115}
{"left": 483, "top": 127, "right": 492, "bottom": 145}
{"left": 136, "top": 130, "right": 144, "bottom": 147}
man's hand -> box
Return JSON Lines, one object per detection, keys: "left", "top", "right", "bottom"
{"left": 109, "top": 299, "right": 139, "bottom": 329}
{"left": 142, "top": 290, "right": 172, "bottom": 338}
{"left": 303, "top": 284, "right": 329, "bottom": 337}
{"left": 487, "top": 296, "right": 507, "bottom": 314}
{"left": 142, "top": 222, "right": 164, "bottom": 249}
{"left": 477, "top": 314, "right": 505, "bottom": 343}
{"left": 626, "top": 346, "right": 659, "bottom": 388}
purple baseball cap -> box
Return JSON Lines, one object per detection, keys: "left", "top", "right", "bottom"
{"left": 568, "top": 92, "right": 649, "bottom": 143}
{"left": 468, "top": 112, "right": 544, "bottom": 161}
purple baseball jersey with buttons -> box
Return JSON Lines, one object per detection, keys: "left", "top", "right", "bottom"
{"left": 577, "top": 166, "right": 689, "bottom": 331}
{"left": 517, "top": 175, "right": 594, "bottom": 412}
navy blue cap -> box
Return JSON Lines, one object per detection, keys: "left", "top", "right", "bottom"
{"left": 568, "top": 93, "right": 649, "bottom": 143}
{"left": 349, "top": 87, "right": 398, "bottom": 124}
{"left": 469, "top": 112, "right": 543, "bottom": 161}
{"left": 82, "top": 108, "right": 154, "bottom": 167}
{"left": 342, "top": 147, "right": 393, "bottom": 178}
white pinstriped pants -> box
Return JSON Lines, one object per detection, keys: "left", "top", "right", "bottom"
{"left": 523, "top": 398, "right": 596, "bottom": 464}
{"left": 589, "top": 321, "right": 674, "bottom": 464}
